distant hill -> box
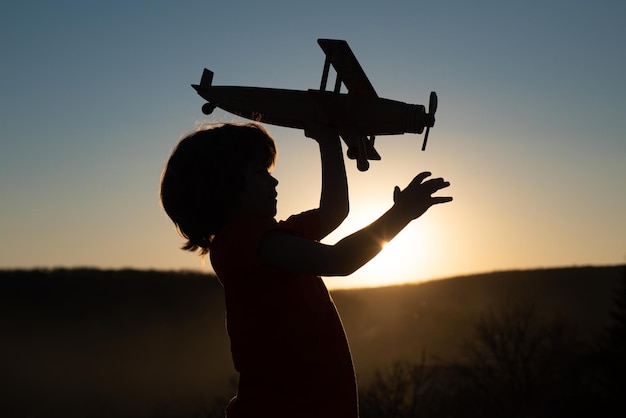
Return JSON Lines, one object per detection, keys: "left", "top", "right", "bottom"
{"left": 1, "top": 265, "right": 623, "bottom": 417}
{"left": 333, "top": 266, "right": 624, "bottom": 373}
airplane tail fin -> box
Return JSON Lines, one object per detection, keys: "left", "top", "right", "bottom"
{"left": 192, "top": 68, "right": 214, "bottom": 92}
{"left": 200, "top": 69, "right": 214, "bottom": 87}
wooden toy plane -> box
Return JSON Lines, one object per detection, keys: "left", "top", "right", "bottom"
{"left": 192, "top": 39, "right": 437, "bottom": 171}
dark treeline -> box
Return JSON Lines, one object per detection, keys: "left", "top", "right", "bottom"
{"left": 1, "top": 265, "right": 624, "bottom": 417}
{"left": 358, "top": 266, "right": 626, "bottom": 418}
{"left": 1, "top": 268, "right": 232, "bottom": 418}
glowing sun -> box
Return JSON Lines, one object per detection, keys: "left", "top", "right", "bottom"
{"left": 353, "top": 228, "right": 428, "bottom": 288}
{"left": 321, "top": 204, "right": 445, "bottom": 289}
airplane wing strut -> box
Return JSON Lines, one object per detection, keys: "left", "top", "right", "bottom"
{"left": 317, "top": 39, "right": 378, "bottom": 98}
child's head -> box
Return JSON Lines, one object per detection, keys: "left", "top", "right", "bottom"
{"left": 160, "top": 123, "right": 277, "bottom": 255}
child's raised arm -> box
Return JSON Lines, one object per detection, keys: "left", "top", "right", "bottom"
{"left": 305, "top": 127, "right": 349, "bottom": 239}
{"left": 260, "top": 171, "right": 452, "bottom": 277}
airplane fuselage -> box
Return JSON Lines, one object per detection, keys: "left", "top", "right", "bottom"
{"left": 194, "top": 85, "right": 432, "bottom": 137}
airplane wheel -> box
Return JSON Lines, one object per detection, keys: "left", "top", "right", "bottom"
{"left": 202, "top": 103, "right": 217, "bottom": 115}
{"left": 357, "top": 158, "right": 370, "bottom": 172}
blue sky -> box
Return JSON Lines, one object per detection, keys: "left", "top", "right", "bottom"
{"left": 1, "top": 1, "right": 624, "bottom": 288}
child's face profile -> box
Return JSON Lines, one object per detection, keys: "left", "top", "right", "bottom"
{"left": 238, "top": 162, "right": 279, "bottom": 218}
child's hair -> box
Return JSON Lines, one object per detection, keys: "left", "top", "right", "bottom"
{"left": 160, "top": 122, "right": 277, "bottom": 255}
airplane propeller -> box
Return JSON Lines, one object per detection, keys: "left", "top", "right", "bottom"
{"left": 421, "top": 91, "right": 437, "bottom": 151}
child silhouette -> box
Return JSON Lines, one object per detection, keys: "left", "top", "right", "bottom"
{"left": 160, "top": 122, "right": 451, "bottom": 418}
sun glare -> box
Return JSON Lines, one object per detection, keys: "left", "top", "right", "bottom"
{"left": 353, "top": 229, "right": 427, "bottom": 287}
{"left": 321, "top": 201, "right": 448, "bottom": 289}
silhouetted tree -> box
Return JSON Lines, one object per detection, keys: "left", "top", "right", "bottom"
{"left": 596, "top": 266, "right": 626, "bottom": 416}
{"left": 359, "top": 353, "right": 439, "bottom": 418}
{"left": 452, "top": 300, "right": 581, "bottom": 417}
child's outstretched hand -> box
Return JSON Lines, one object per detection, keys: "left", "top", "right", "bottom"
{"left": 393, "top": 172, "right": 452, "bottom": 220}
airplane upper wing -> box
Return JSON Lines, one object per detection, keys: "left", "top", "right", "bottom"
{"left": 317, "top": 39, "right": 378, "bottom": 98}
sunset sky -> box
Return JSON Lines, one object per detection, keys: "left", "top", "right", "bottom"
{"left": 1, "top": 0, "right": 624, "bottom": 289}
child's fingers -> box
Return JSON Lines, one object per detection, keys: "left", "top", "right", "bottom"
{"left": 397, "top": 172, "right": 451, "bottom": 206}
{"left": 402, "top": 172, "right": 432, "bottom": 191}
{"left": 304, "top": 123, "right": 338, "bottom": 140}
{"left": 413, "top": 171, "right": 432, "bottom": 184}
{"left": 431, "top": 196, "right": 453, "bottom": 205}
{"left": 421, "top": 177, "right": 451, "bottom": 194}
{"left": 393, "top": 186, "right": 402, "bottom": 203}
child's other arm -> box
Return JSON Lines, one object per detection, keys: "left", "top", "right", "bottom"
{"left": 305, "top": 127, "right": 349, "bottom": 238}
{"left": 260, "top": 171, "right": 452, "bottom": 277}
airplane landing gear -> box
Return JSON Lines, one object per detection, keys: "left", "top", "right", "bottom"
{"left": 202, "top": 102, "right": 217, "bottom": 115}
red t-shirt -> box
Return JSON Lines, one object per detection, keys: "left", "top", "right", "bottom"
{"left": 210, "top": 210, "right": 358, "bottom": 418}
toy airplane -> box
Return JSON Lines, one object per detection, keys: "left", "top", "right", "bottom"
{"left": 192, "top": 39, "right": 437, "bottom": 171}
